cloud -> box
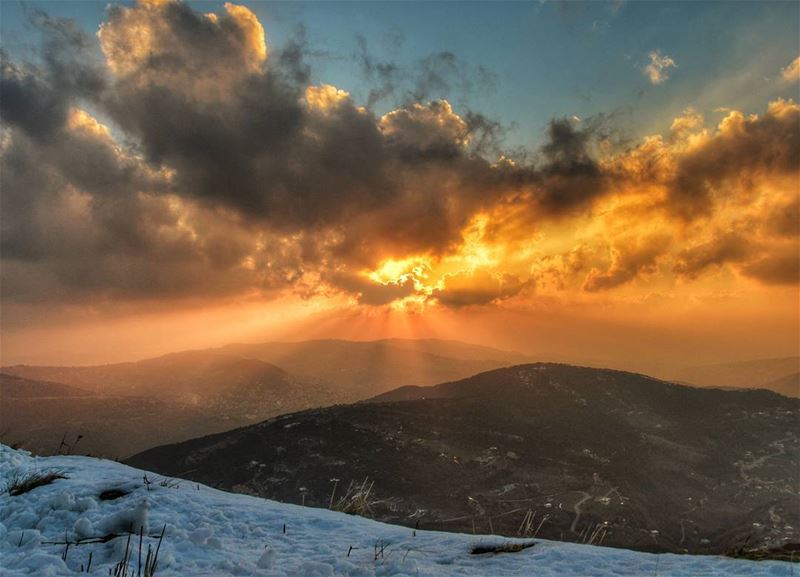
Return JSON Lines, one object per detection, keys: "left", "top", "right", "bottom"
{"left": 433, "top": 269, "right": 526, "bottom": 307}
{"left": 668, "top": 100, "right": 799, "bottom": 218}
{"left": 534, "top": 117, "right": 609, "bottom": 214}
{"left": 98, "top": 0, "right": 266, "bottom": 98}
{"left": 608, "top": 99, "right": 800, "bottom": 219}
{"left": 305, "top": 84, "right": 353, "bottom": 112}
{"left": 0, "top": 11, "right": 104, "bottom": 141}
{"left": 353, "top": 37, "right": 496, "bottom": 110}
{"left": 643, "top": 50, "right": 677, "bottom": 85}
{"left": 781, "top": 56, "right": 800, "bottom": 82}
{"left": 0, "top": 0, "right": 797, "bottom": 317}
{"left": 674, "top": 232, "right": 751, "bottom": 279}
{"left": 582, "top": 235, "right": 668, "bottom": 292}
{"left": 326, "top": 271, "right": 418, "bottom": 306}
{"left": 379, "top": 100, "right": 470, "bottom": 155}
{"left": 740, "top": 244, "right": 800, "bottom": 285}
{"left": 670, "top": 107, "right": 704, "bottom": 137}
{"left": 765, "top": 197, "right": 800, "bottom": 238}
{"left": 354, "top": 34, "right": 401, "bottom": 108}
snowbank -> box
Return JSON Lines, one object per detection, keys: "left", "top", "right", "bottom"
{"left": 0, "top": 444, "right": 792, "bottom": 576}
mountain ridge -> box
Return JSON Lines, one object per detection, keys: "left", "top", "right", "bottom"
{"left": 127, "top": 363, "right": 800, "bottom": 554}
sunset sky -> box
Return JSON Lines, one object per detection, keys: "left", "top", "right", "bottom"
{"left": 1, "top": 0, "right": 798, "bottom": 372}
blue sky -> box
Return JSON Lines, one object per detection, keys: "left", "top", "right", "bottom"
{"left": 2, "top": 0, "right": 798, "bottom": 152}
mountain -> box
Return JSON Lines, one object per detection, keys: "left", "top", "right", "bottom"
{"left": 0, "top": 353, "right": 342, "bottom": 458}
{"left": 761, "top": 373, "right": 800, "bottom": 399}
{"left": 671, "top": 357, "right": 800, "bottom": 397}
{"left": 0, "top": 373, "right": 90, "bottom": 398}
{"left": 3, "top": 350, "right": 302, "bottom": 399}
{"left": 368, "top": 338, "right": 528, "bottom": 362}
{"left": 0, "top": 339, "right": 525, "bottom": 458}
{"left": 4, "top": 444, "right": 789, "bottom": 577}
{"left": 128, "top": 364, "right": 800, "bottom": 555}
{"left": 3, "top": 339, "right": 525, "bottom": 400}
{"left": 1, "top": 381, "right": 222, "bottom": 459}
{"left": 215, "top": 338, "right": 527, "bottom": 396}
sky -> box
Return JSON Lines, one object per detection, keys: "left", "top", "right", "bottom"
{"left": 0, "top": 0, "right": 798, "bottom": 372}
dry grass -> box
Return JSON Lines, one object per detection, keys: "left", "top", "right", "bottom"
{"left": 6, "top": 469, "right": 68, "bottom": 496}
{"left": 110, "top": 524, "right": 167, "bottom": 577}
{"left": 331, "top": 478, "right": 378, "bottom": 517}
{"left": 726, "top": 542, "right": 799, "bottom": 563}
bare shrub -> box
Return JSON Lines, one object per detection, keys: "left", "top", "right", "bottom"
{"left": 6, "top": 470, "right": 68, "bottom": 496}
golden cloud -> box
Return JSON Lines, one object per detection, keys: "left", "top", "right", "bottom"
{"left": 781, "top": 56, "right": 800, "bottom": 82}
{"left": 379, "top": 100, "right": 470, "bottom": 153}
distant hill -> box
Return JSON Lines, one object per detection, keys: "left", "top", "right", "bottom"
{"left": 369, "top": 338, "right": 528, "bottom": 362}
{"left": 215, "top": 338, "right": 526, "bottom": 396}
{"left": 2, "top": 351, "right": 302, "bottom": 400}
{"left": 1, "top": 339, "right": 526, "bottom": 457}
{"left": 672, "top": 357, "right": 800, "bottom": 397}
{"left": 0, "top": 352, "right": 341, "bottom": 458}
{"left": 0, "top": 373, "right": 89, "bottom": 398}
{"left": 128, "top": 363, "right": 800, "bottom": 554}
{"left": 4, "top": 339, "right": 525, "bottom": 400}
{"left": 760, "top": 373, "right": 800, "bottom": 398}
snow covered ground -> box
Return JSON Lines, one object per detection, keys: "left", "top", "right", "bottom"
{"left": 0, "top": 444, "right": 794, "bottom": 577}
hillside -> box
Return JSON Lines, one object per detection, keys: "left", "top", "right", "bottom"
{"left": 0, "top": 444, "right": 792, "bottom": 576}
{"left": 0, "top": 373, "right": 90, "bottom": 399}
{"left": 0, "top": 339, "right": 525, "bottom": 458}
{"left": 0, "top": 356, "right": 341, "bottom": 458}
{"left": 2, "top": 351, "right": 310, "bottom": 401}
{"left": 129, "top": 364, "right": 800, "bottom": 555}
{"left": 672, "top": 357, "right": 800, "bottom": 397}
{"left": 761, "top": 373, "right": 800, "bottom": 399}
{"left": 0, "top": 372, "right": 275, "bottom": 458}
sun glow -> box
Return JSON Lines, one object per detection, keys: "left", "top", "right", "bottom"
{"left": 367, "top": 257, "right": 433, "bottom": 287}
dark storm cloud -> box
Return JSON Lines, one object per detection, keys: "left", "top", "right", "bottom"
{"left": 536, "top": 118, "right": 609, "bottom": 214}
{"left": 0, "top": 52, "right": 66, "bottom": 139}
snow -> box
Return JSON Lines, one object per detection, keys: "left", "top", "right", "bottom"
{"left": 0, "top": 444, "right": 793, "bottom": 577}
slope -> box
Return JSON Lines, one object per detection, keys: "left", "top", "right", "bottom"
{"left": 0, "top": 444, "right": 793, "bottom": 576}
{"left": 128, "top": 364, "right": 800, "bottom": 555}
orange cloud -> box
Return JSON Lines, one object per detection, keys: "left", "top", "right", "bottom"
{"left": 781, "top": 56, "right": 800, "bottom": 82}
{"left": 582, "top": 235, "right": 669, "bottom": 292}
